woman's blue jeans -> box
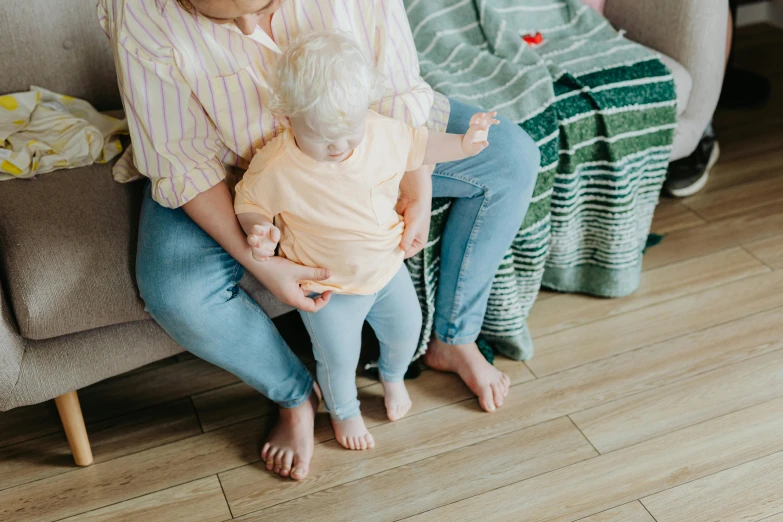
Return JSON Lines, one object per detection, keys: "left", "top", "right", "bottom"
{"left": 136, "top": 98, "right": 539, "bottom": 408}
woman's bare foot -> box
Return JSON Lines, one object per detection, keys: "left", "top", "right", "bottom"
{"left": 381, "top": 379, "right": 412, "bottom": 421}
{"left": 424, "top": 338, "right": 511, "bottom": 412}
{"left": 261, "top": 388, "right": 319, "bottom": 480}
{"left": 332, "top": 415, "right": 375, "bottom": 450}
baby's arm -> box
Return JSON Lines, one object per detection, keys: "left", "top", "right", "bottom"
{"left": 422, "top": 112, "right": 500, "bottom": 165}
{"left": 237, "top": 213, "right": 281, "bottom": 262}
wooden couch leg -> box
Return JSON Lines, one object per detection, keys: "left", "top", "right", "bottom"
{"left": 54, "top": 390, "right": 94, "bottom": 466}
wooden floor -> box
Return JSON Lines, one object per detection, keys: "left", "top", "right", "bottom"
{"left": 2, "top": 24, "right": 783, "bottom": 522}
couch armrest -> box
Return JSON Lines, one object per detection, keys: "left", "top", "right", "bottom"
{"left": 0, "top": 280, "right": 25, "bottom": 411}
{"left": 605, "top": 0, "right": 728, "bottom": 154}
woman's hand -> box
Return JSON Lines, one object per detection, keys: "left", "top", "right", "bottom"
{"left": 397, "top": 165, "right": 433, "bottom": 259}
{"left": 249, "top": 256, "right": 333, "bottom": 313}
{"left": 462, "top": 112, "right": 500, "bottom": 157}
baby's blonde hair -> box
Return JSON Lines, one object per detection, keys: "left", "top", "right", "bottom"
{"left": 268, "top": 31, "right": 384, "bottom": 139}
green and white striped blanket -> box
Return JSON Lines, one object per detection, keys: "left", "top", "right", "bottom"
{"left": 405, "top": 0, "right": 677, "bottom": 360}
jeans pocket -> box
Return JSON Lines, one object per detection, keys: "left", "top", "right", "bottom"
{"left": 370, "top": 173, "right": 401, "bottom": 226}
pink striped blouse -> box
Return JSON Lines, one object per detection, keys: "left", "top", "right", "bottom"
{"left": 97, "top": 0, "right": 449, "bottom": 208}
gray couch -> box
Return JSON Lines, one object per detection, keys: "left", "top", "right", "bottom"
{"left": 0, "top": 0, "right": 726, "bottom": 465}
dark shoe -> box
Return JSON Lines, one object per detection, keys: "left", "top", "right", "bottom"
{"left": 664, "top": 133, "right": 720, "bottom": 198}
{"left": 719, "top": 68, "right": 771, "bottom": 109}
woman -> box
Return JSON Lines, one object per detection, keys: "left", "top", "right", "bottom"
{"left": 98, "top": 0, "right": 539, "bottom": 481}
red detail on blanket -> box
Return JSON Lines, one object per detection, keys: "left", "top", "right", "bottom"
{"left": 522, "top": 32, "right": 544, "bottom": 46}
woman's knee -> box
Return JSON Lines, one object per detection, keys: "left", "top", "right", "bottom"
{"left": 488, "top": 118, "right": 541, "bottom": 198}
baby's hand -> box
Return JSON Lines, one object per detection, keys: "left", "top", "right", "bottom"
{"left": 247, "top": 223, "right": 281, "bottom": 262}
{"left": 462, "top": 111, "right": 500, "bottom": 157}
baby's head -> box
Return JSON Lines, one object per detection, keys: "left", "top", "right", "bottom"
{"left": 269, "top": 31, "right": 384, "bottom": 163}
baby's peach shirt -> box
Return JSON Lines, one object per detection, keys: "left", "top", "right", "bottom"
{"left": 234, "top": 111, "right": 428, "bottom": 295}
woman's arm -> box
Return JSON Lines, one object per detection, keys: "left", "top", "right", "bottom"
{"left": 183, "top": 183, "right": 331, "bottom": 312}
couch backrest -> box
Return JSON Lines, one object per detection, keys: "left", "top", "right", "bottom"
{"left": 0, "top": 0, "right": 122, "bottom": 110}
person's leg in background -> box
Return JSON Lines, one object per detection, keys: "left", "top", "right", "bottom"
{"left": 664, "top": 1, "right": 770, "bottom": 197}
{"left": 300, "top": 294, "right": 377, "bottom": 451}
{"left": 365, "top": 265, "right": 422, "bottom": 422}
{"left": 424, "top": 98, "right": 540, "bottom": 413}
{"left": 136, "top": 183, "right": 317, "bottom": 480}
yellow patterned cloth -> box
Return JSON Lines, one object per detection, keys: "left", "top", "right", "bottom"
{"left": 0, "top": 86, "right": 127, "bottom": 181}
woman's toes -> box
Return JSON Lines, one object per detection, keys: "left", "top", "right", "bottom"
{"left": 265, "top": 448, "right": 278, "bottom": 470}
{"left": 478, "top": 385, "right": 496, "bottom": 412}
{"left": 291, "top": 456, "right": 309, "bottom": 481}
{"left": 491, "top": 382, "right": 504, "bottom": 408}
{"left": 261, "top": 442, "right": 271, "bottom": 461}
{"left": 280, "top": 450, "right": 294, "bottom": 477}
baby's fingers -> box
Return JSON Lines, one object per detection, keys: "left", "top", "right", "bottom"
{"left": 269, "top": 226, "right": 281, "bottom": 243}
{"left": 247, "top": 234, "right": 262, "bottom": 248}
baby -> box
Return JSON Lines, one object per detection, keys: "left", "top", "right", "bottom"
{"left": 234, "top": 31, "right": 498, "bottom": 451}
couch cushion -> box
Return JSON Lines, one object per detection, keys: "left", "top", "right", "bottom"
{"left": 0, "top": 164, "right": 149, "bottom": 339}
{"left": 0, "top": 165, "right": 291, "bottom": 340}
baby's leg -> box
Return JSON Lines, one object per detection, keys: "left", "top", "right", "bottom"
{"left": 299, "top": 294, "right": 376, "bottom": 450}
{"left": 366, "top": 265, "right": 423, "bottom": 421}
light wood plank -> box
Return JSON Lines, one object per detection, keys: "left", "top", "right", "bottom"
{"left": 716, "top": 124, "right": 783, "bottom": 164}
{"left": 761, "top": 513, "right": 783, "bottom": 522}
{"left": 527, "top": 270, "right": 783, "bottom": 376}
{"left": 0, "top": 418, "right": 265, "bottom": 522}
{"left": 239, "top": 417, "right": 596, "bottom": 522}
{"left": 219, "top": 360, "right": 533, "bottom": 516}
{"left": 528, "top": 248, "right": 767, "bottom": 337}
{"left": 220, "top": 306, "right": 783, "bottom": 517}
{"left": 651, "top": 199, "right": 706, "bottom": 234}
{"left": 0, "top": 363, "right": 531, "bottom": 522}
{"left": 575, "top": 502, "right": 654, "bottom": 522}
{"left": 642, "top": 450, "right": 783, "bottom": 522}
{"left": 0, "top": 399, "right": 201, "bottom": 491}
{"left": 0, "top": 359, "right": 235, "bottom": 449}
{"left": 684, "top": 175, "right": 783, "bottom": 221}
{"left": 571, "top": 348, "right": 783, "bottom": 452}
{"left": 642, "top": 203, "right": 783, "bottom": 271}
{"left": 60, "top": 476, "right": 231, "bottom": 522}
{"left": 78, "top": 358, "right": 239, "bottom": 425}
{"left": 745, "top": 234, "right": 783, "bottom": 269}
{"left": 191, "top": 383, "right": 274, "bottom": 433}
{"left": 403, "top": 398, "right": 783, "bottom": 522}
{"left": 192, "top": 364, "right": 394, "bottom": 432}
{"left": 704, "top": 148, "right": 783, "bottom": 194}
{"left": 536, "top": 289, "right": 561, "bottom": 302}
{"left": 0, "top": 403, "right": 60, "bottom": 449}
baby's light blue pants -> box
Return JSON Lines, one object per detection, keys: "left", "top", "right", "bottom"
{"left": 299, "top": 265, "right": 422, "bottom": 420}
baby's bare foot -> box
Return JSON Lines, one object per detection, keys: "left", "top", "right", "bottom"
{"left": 381, "top": 380, "right": 412, "bottom": 421}
{"left": 332, "top": 415, "right": 375, "bottom": 450}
